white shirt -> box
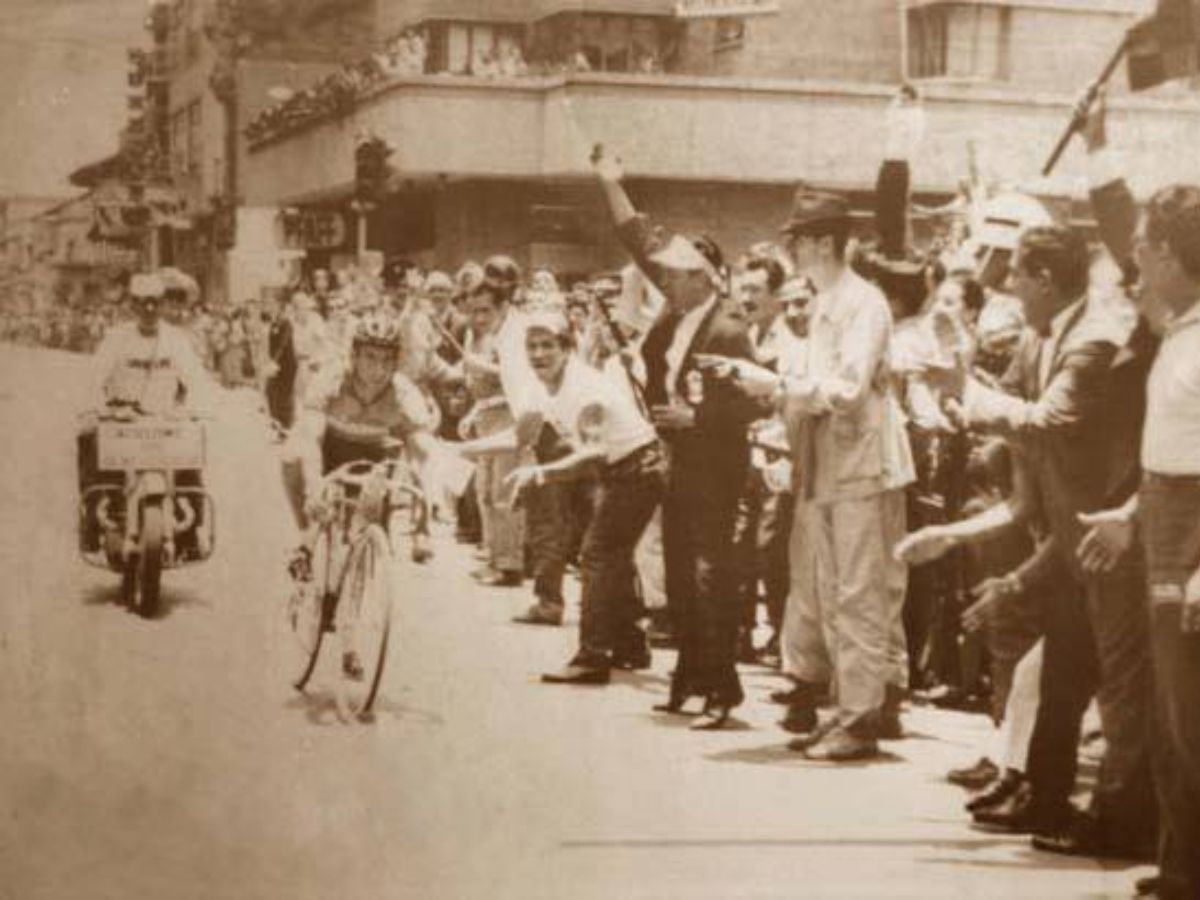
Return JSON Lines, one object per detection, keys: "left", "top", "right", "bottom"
{"left": 543, "top": 357, "right": 656, "bottom": 464}
{"left": 749, "top": 314, "right": 801, "bottom": 372}
{"left": 92, "top": 321, "right": 214, "bottom": 416}
{"left": 664, "top": 295, "right": 717, "bottom": 401}
{"left": 1143, "top": 299, "right": 1200, "bottom": 475}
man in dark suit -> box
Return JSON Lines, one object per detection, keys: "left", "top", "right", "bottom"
{"left": 265, "top": 291, "right": 298, "bottom": 436}
{"left": 593, "top": 144, "right": 759, "bottom": 729}
{"left": 899, "top": 223, "right": 1155, "bottom": 855}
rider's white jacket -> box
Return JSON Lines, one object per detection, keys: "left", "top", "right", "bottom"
{"left": 92, "top": 321, "right": 215, "bottom": 416}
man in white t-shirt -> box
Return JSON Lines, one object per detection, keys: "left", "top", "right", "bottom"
{"left": 468, "top": 311, "right": 666, "bottom": 683}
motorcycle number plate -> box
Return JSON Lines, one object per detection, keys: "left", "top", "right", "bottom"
{"left": 97, "top": 421, "right": 205, "bottom": 470}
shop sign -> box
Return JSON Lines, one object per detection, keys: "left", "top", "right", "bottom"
{"left": 674, "top": 0, "right": 779, "bottom": 18}
{"left": 281, "top": 210, "right": 347, "bottom": 250}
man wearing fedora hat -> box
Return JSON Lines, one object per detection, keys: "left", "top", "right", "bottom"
{"left": 775, "top": 188, "right": 915, "bottom": 759}
{"left": 707, "top": 188, "right": 914, "bottom": 758}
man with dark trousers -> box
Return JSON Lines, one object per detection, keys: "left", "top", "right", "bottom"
{"left": 899, "top": 221, "right": 1156, "bottom": 856}
{"left": 593, "top": 144, "right": 759, "bottom": 730}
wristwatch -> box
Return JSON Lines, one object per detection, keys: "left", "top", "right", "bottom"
{"left": 1001, "top": 571, "right": 1024, "bottom": 596}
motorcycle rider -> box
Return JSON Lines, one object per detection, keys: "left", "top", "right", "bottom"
{"left": 78, "top": 272, "right": 214, "bottom": 554}
{"left": 90, "top": 272, "right": 214, "bottom": 414}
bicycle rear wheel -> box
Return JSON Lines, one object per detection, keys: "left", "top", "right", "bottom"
{"left": 335, "top": 524, "right": 393, "bottom": 721}
{"left": 288, "top": 526, "right": 335, "bottom": 692}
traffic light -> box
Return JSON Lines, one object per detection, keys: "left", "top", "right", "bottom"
{"left": 354, "top": 136, "right": 393, "bottom": 203}
{"left": 127, "top": 48, "right": 148, "bottom": 88}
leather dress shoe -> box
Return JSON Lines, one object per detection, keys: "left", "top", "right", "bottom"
{"left": 948, "top": 756, "right": 1000, "bottom": 790}
{"left": 653, "top": 695, "right": 692, "bottom": 714}
{"left": 1134, "top": 875, "right": 1161, "bottom": 897}
{"left": 971, "top": 781, "right": 1035, "bottom": 833}
{"left": 771, "top": 679, "right": 828, "bottom": 706}
{"left": 876, "top": 684, "right": 905, "bottom": 740}
{"left": 512, "top": 604, "right": 563, "bottom": 626}
{"left": 965, "top": 769, "right": 1024, "bottom": 814}
{"left": 786, "top": 718, "right": 834, "bottom": 753}
{"left": 612, "top": 646, "right": 652, "bottom": 671}
{"left": 541, "top": 660, "right": 610, "bottom": 685}
{"left": 779, "top": 702, "right": 818, "bottom": 735}
{"left": 690, "top": 704, "right": 732, "bottom": 731}
{"left": 1031, "top": 811, "right": 1154, "bottom": 861}
{"left": 476, "top": 569, "right": 523, "bottom": 588}
{"left": 804, "top": 726, "right": 879, "bottom": 761}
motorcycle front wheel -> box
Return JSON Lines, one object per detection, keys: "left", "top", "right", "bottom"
{"left": 134, "top": 504, "right": 164, "bottom": 619}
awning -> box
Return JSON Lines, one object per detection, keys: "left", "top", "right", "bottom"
{"left": 69, "top": 153, "right": 124, "bottom": 190}
{"left": 397, "top": 0, "right": 676, "bottom": 24}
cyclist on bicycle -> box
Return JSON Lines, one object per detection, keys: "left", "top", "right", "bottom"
{"left": 281, "top": 311, "right": 436, "bottom": 579}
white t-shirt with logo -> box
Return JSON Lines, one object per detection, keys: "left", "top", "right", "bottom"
{"left": 541, "top": 357, "right": 656, "bottom": 464}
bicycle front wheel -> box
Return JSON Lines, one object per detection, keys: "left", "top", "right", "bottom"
{"left": 335, "top": 523, "right": 393, "bottom": 721}
{"left": 288, "top": 526, "right": 335, "bottom": 692}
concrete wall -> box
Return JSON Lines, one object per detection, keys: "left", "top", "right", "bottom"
{"left": 242, "top": 71, "right": 1200, "bottom": 205}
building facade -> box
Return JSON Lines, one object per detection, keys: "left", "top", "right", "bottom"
{"left": 130, "top": 0, "right": 1199, "bottom": 300}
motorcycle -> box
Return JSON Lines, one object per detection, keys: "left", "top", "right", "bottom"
{"left": 77, "top": 404, "right": 214, "bottom": 617}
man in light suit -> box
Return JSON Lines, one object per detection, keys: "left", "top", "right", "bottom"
{"left": 717, "top": 189, "right": 916, "bottom": 760}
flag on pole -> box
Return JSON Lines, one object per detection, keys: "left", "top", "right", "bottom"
{"left": 1127, "top": 0, "right": 1200, "bottom": 91}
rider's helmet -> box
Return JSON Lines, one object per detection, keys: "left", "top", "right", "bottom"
{"left": 130, "top": 273, "right": 166, "bottom": 303}
{"left": 129, "top": 273, "right": 167, "bottom": 325}
{"left": 352, "top": 312, "right": 403, "bottom": 354}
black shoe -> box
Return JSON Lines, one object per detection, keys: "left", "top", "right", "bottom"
{"left": 690, "top": 704, "right": 732, "bottom": 731}
{"left": 1134, "top": 875, "right": 1161, "bottom": 897}
{"left": 948, "top": 756, "right": 1000, "bottom": 790}
{"left": 612, "top": 646, "right": 652, "bottom": 671}
{"left": 770, "top": 679, "right": 826, "bottom": 706}
{"left": 512, "top": 603, "right": 563, "bottom": 627}
{"left": 779, "top": 702, "right": 818, "bottom": 735}
{"left": 876, "top": 683, "right": 905, "bottom": 740}
{"left": 786, "top": 718, "right": 834, "bottom": 752}
{"left": 972, "top": 781, "right": 1035, "bottom": 833}
{"left": 477, "top": 569, "right": 523, "bottom": 587}
{"left": 1031, "top": 811, "right": 1153, "bottom": 861}
{"left": 653, "top": 695, "right": 690, "bottom": 715}
{"left": 736, "top": 632, "right": 758, "bottom": 665}
{"left": 541, "top": 660, "right": 610, "bottom": 685}
{"left": 965, "top": 769, "right": 1024, "bottom": 814}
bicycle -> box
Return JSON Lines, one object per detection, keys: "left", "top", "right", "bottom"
{"left": 286, "top": 445, "right": 427, "bottom": 722}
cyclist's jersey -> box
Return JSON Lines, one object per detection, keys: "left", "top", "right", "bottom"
{"left": 306, "top": 365, "right": 434, "bottom": 475}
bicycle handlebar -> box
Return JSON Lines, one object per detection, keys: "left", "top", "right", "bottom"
{"left": 321, "top": 458, "right": 426, "bottom": 502}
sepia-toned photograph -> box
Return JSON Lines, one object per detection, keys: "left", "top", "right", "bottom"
{"left": 2, "top": 1, "right": 1199, "bottom": 897}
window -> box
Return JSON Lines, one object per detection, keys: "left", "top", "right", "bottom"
{"left": 714, "top": 17, "right": 745, "bottom": 52}
{"left": 908, "top": 2, "right": 1010, "bottom": 81}
{"left": 187, "top": 101, "right": 202, "bottom": 177}
{"left": 428, "top": 22, "right": 525, "bottom": 75}
{"left": 170, "top": 108, "right": 188, "bottom": 177}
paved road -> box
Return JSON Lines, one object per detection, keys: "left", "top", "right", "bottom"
{"left": 0, "top": 346, "right": 1153, "bottom": 899}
